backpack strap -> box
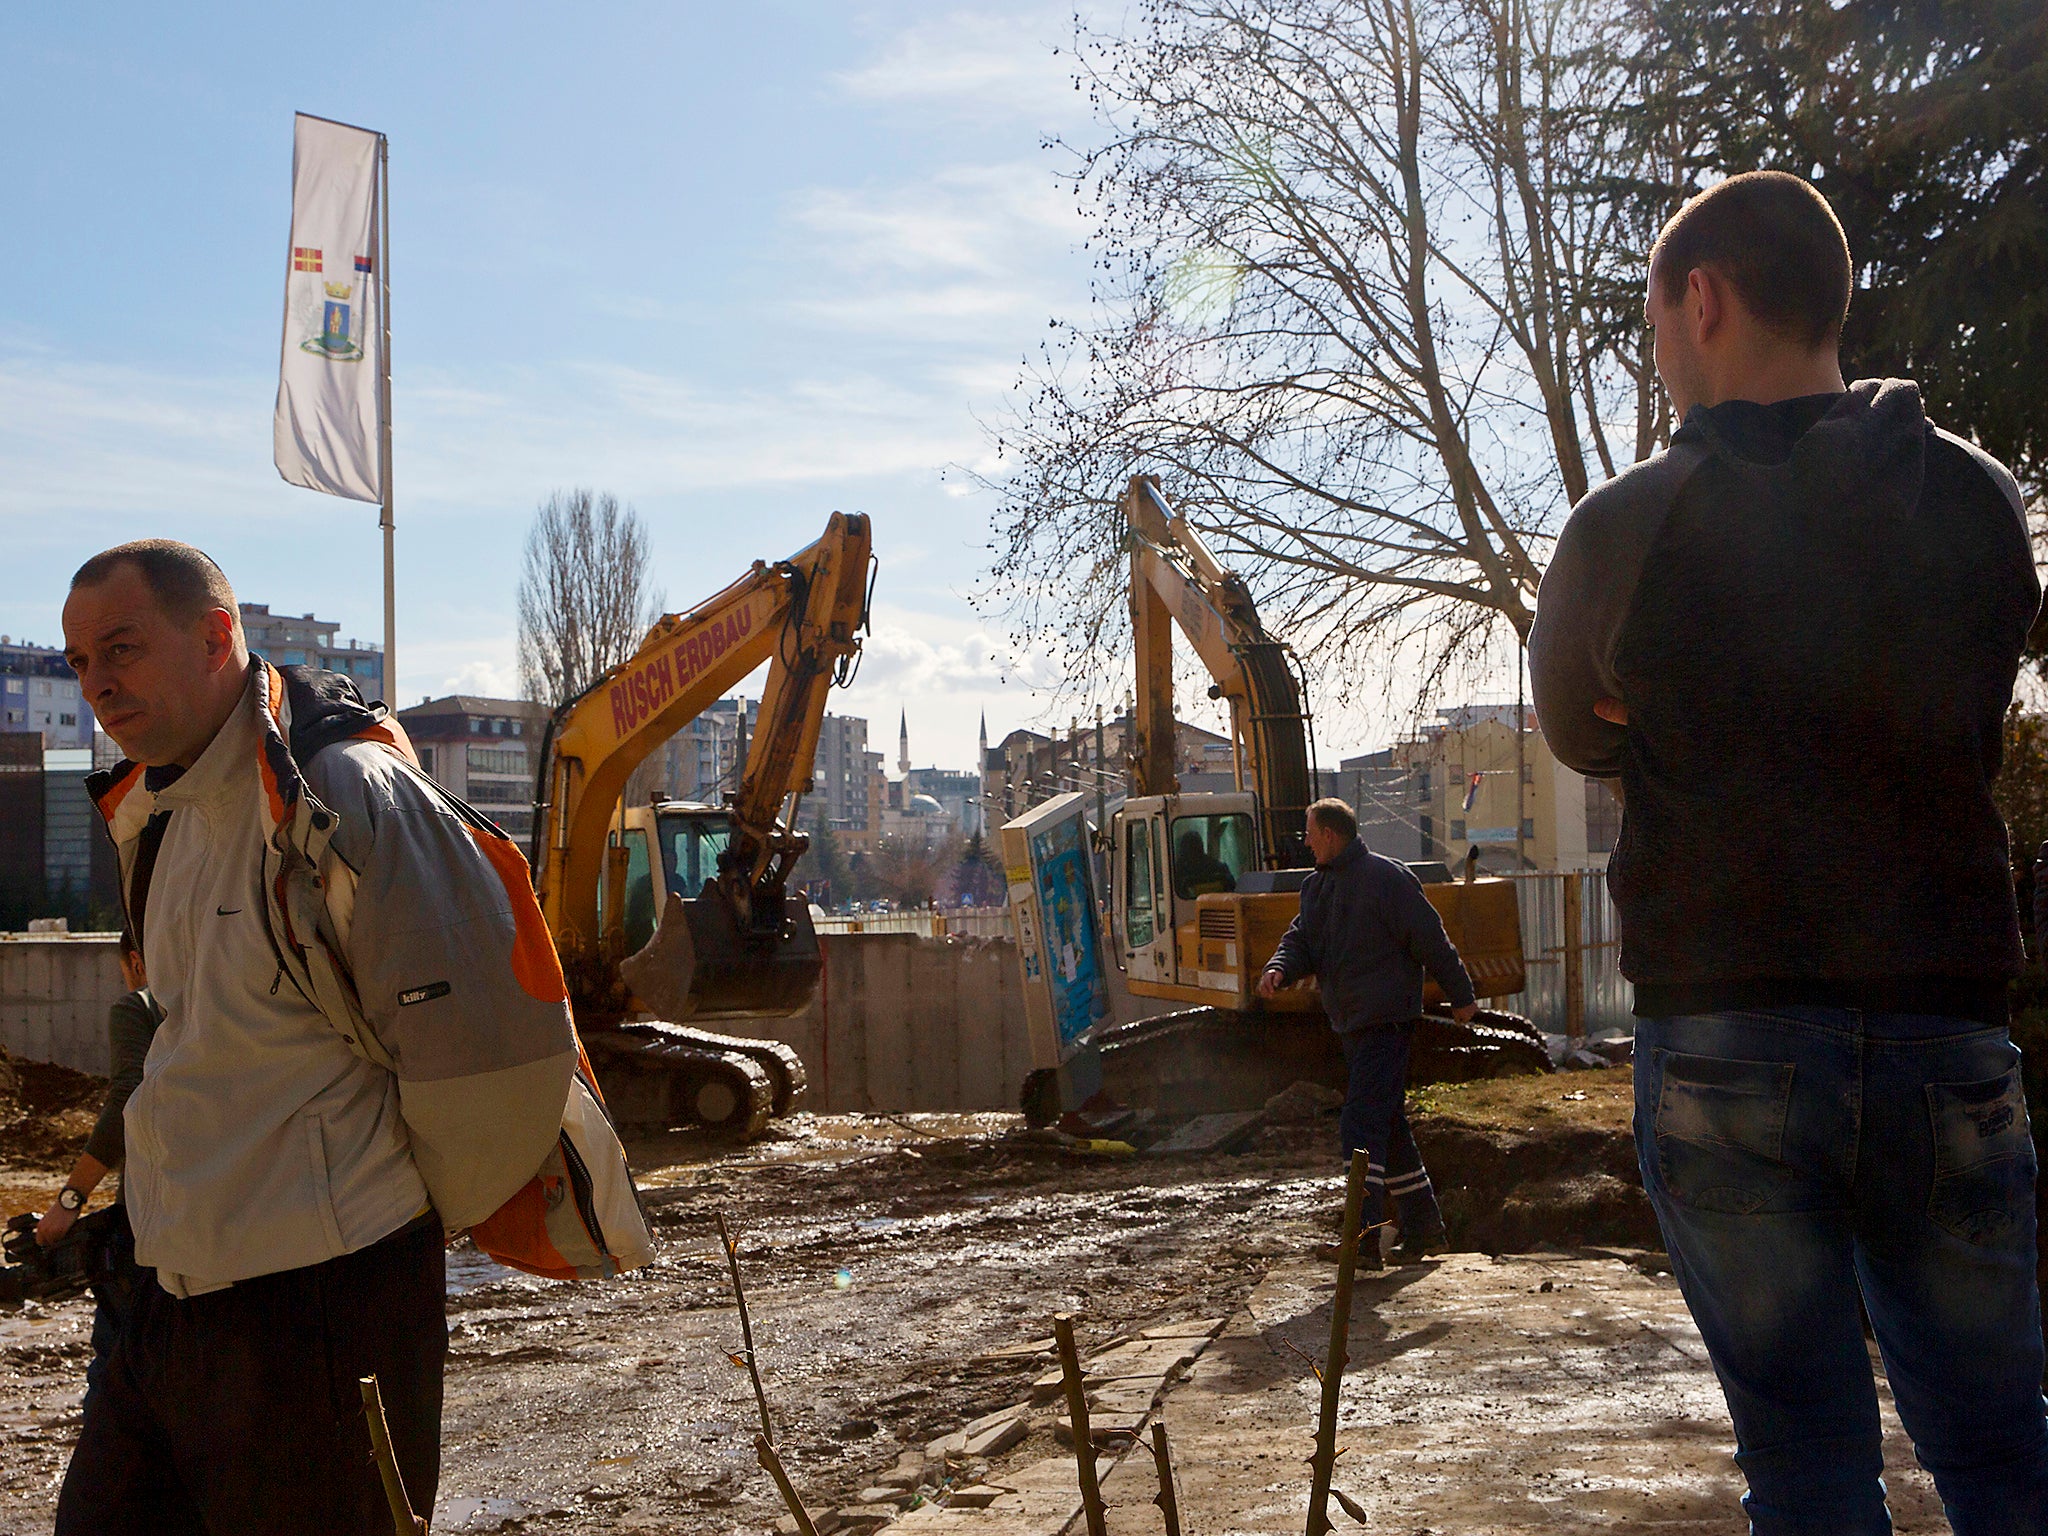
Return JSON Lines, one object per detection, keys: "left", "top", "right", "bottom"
{"left": 126, "top": 809, "right": 174, "bottom": 960}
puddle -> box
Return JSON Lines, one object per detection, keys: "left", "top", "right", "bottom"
{"left": 445, "top": 1247, "right": 521, "bottom": 1297}
{"left": 856, "top": 1217, "right": 901, "bottom": 1232}
{"left": 437, "top": 1494, "right": 534, "bottom": 1530}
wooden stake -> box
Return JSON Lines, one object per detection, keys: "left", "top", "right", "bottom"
{"left": 359, "top": 1375, "right": 427, "bottom": 1536}
{"left": 756, "top": 1433, "right": 822, "bottom": 1536}
{"left": 717, "top": 1211, "right": 777, "bottom": 1444}
{"left": 1054, "top": 1312, "right": 1108, "bottom": 1536}
{"left": 1150, "top": 1421, "right": 1183, "bottom": 1536}
{"left": 1306, "top": 1150, "right": 1370, "bottom": 1536}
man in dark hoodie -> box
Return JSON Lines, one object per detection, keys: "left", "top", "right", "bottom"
{"left": 1531, "top": 171, "right": 2048, "bottom": 1533}
{"left": 1260, "top": 798, "right": 1478, "bottom": 1266}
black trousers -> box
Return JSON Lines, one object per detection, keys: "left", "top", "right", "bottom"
{"left": 56, "top": 1216, "right": 446, "bottom": 1536}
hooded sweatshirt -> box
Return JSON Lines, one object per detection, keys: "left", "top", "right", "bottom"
{"left": 1529, "top": 380, "right": 2039, "bottom": 1023}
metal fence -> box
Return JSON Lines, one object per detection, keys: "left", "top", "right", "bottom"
{"left": 812, "top": 876, "right": 1631, "bottom": 1039}
{"left": 812, "top": 909, "right": 1014, "bottom": 940}
{"left": 1499, "top": 869, "right": 1633, "bottom": 1039}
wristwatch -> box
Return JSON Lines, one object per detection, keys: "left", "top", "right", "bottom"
{"left": 56, "top": 1187, "right": 85, "bottom": 1213}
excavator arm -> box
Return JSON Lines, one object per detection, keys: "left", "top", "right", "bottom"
{"left": 1124, "top": 475, "right": 1314, "bottom": 869}
{"left": 532, "top": 511, "right": 872, "bottom": 1018}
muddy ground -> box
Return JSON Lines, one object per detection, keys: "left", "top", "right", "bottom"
{"left": 0, "top": 1060, "right": 1651, "bottom": 1535}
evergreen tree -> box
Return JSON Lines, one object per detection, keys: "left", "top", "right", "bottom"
{"left": 1620, "top": 0, "right": 2048, "bottom": 491}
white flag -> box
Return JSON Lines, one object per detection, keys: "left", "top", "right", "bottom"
{"left": 274, "top": 113, "right": 383, "bottom": 503}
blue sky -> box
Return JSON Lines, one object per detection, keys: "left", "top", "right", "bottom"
{"left": 1, "top": 2, "right": 1406, "bottom": 772}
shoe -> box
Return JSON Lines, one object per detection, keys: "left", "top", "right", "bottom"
{"left": 1389, "top": 1225, "right": 1448, "bottom": 1264}
{"left": 1313, "top": 1230, "right": 1385, "bottom": 1270}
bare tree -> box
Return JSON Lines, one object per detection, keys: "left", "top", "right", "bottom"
{"left": 516, "top": 489, "right": 665, "bottom": 710}
{"left": 870, "top": 835, "right": 957, "bottom": 910}
{"left": 981, "top": 0, "right": 1654, "bottom": 711}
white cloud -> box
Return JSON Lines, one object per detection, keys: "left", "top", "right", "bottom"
{"left": 835, "top": 9, "right": 1087, "bottom": 125}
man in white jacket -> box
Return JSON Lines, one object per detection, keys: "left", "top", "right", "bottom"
{"left": 57, "top": 540, "right": 579, "bottom": 1534}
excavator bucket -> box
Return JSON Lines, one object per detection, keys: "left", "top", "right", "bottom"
{"left": 619, "top": 888, "right": 823, "bottom": 1022}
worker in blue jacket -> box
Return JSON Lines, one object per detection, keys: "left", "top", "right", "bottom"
{"left": 1260, "top": 797, "right": 1477, "bottom": 1267}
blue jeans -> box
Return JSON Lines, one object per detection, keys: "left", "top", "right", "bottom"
{"left": 1636, "top": 1009, "right": 2048, "bottom": 1535}
{"left": 1338, "top": 1022, "right": 1442, "bottom": 1234}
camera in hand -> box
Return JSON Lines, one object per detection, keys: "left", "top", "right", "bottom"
{"left": 0, "top": 1207, "right": 121, "bottom": 1307}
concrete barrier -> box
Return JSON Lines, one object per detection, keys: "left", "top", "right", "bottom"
{"left": 0, "top": 928, "right": 1051, "bottom": 1115}
{"left": 0, "top": 932, "right": 124, "bottom": 1076}
{"left": 719, "top": 932, "right": 1037, "bottom": 1114}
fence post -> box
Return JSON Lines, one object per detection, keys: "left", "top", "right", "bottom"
{"left": 1562, "top": 872, "right": 1585, "bottom": 1049}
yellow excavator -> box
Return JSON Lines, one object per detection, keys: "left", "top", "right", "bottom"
{"left": 1078, "top": 476, "right": 1545, "bottom": 1116}
{"left": 528, "top": 511, "right": 872, "bottom": 1138}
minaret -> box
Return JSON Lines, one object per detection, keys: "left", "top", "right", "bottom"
{"left": 898, "top": 709, "right": 911, "bottom": 777}
{"left": 976, "top": 712, "right": 990, "bottom": 835}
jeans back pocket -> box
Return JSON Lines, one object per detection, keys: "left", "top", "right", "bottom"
{"left": 1655, "top": 1051, "right": 1796, "bottom": 1214}
{"left": 1928, "top": 1067, "right": 2035, "bottom": 1248}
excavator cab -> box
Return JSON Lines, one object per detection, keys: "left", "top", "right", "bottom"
{"left": 616, "top": 801, "right": 823, "bottom": 1023}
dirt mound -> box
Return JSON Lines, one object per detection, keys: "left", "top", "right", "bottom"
{"left": 0, "top": 1047, "right": 106, "bottom": 1170}
{"left": 1409, "top": 1068, "right": 1660, "bottom": 1253}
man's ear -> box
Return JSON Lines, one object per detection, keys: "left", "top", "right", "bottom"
{"left": 1689, "top": 266, "right": 1726, "bottom": 345}
{"left": 199, "top": 607, "right": 238, "bottom": 672}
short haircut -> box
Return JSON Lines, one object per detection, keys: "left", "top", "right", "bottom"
{"left": 70, "top": 540, "right": 238, "bottom": 627}
{"left": 1306, "top": 797, "right": 1358, "bottom": 840}
{"left": 118, "top": 929, "right": 140, "bottom": 963}
{"left": 1650, "top": 171, "right": 1853, "bottom": 349}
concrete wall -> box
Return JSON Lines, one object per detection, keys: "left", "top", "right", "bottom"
{"left": 0, "top": 932, "right": 124, "bottom": 1075}
{"left": 722, "top": 932, "right": 1038, "bottom": 1114}
{"left": 0, "top": 927, "right": 1057, "bottom": 1115}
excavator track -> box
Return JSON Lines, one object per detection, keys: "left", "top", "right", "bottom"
{"left": 636, "top": 1022, "right": 808, "bottom": 1118}
{"left": 1081, "top": 1005, "right": 1550, "bottom": 1119}
{"left": 583, "top": 1024, "right": 786, "bottom": 1140}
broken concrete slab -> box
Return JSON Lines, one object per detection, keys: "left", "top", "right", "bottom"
{"left": 1146, "top": 1110, "right": 1265, "bottom": 1156}
{"left": 1080, "top": 1337, "right": 1204, "bottom": 1379}
{"left": 1083, "top": 1385, "right": 1164, "bottom": 1416}
{"left": 1054, "top": 1411, "right": 1146, "bottom": 1446}
{"left": 962, "top": 1416, "right": 1030, "bottom": 1459}
{"left": 832, "top": 1509, "right": 894, "bottom": 1533}
{"left": 972, "top": 1336, "right": 1055, "bottom": 1362}
{"left": 942, "top": 1487, "right": 1004, "bottom": 1510}
{"left": 1136, "top": 1318, "right": 1224, "bottom": 1340}
{"left": 962, "top": 1403, "right": 1030, "bottom": 1438}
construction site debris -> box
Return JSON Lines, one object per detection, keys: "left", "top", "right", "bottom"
{"left": 1260, "top": 1080, "right": 1344, "bottom": 1122}
{"left": 1145, "top": 1111, "right": 1265, "bottom": 1157}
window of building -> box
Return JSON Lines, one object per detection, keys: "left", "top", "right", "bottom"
{"left": 35, "top": 680, "right": 50, "bottom": 696}
{"left": 467, "top": 745, "right": 525, "bottom": 775}
{"left": 469, "top": 719, "right": 482, "bottom": 734}
{"left": 280, "top": 650, "right": 305, "bottom": 666}
{"left": 58, "top": 713, "right": 75, "bottom": 726}
{"left": 1450, "top": 819, "right": 1466, "bottom": 841}
{"left": 1521, "top": 816, "right": 1536, "bottom": 841}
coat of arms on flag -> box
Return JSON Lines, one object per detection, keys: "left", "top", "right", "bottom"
{"left": 309, "top": 279, "right": 361, "bottom": 360}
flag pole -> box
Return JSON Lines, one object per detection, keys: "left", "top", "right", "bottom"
{"left": 377, "top": 132, "right": 396, "bottom": 708}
